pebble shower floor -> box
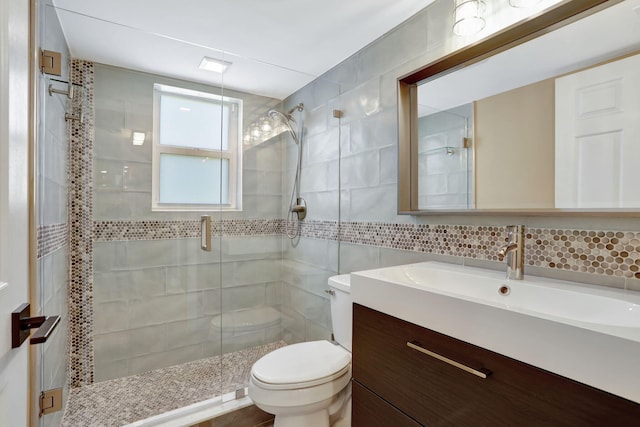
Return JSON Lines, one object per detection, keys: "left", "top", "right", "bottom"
{"left": 61, "top": 341, "right": 286, "bottom": 426}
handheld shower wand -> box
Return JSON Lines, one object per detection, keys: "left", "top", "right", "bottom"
{"left": 268, "top": 103, "right": 306, "bottom": 238}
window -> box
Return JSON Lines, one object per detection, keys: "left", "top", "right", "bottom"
{"left": 152, "top": 84, "right": 242, "bottom": 211}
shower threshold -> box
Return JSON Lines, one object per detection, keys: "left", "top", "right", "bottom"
{"left": 61, "top": 341, "right": 286, "bottom": 427}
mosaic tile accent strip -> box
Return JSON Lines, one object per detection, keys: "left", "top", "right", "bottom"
{"left": 296, "top": 219, "right": 339, "bottom": 240}
{"left": 525, "top": 228, "right": 640, "bottom": 279}
{"left": 220, "top": 218, "right": 283, "bottom": 237}
{"left": 93, "top": 219, "right": 201, "bottom": 241}
{"left": 61, "top": 341, "right": 287, "bottom": 427}
{"left": 68, "top": 59, "right": 95, "bottom": 387}
{"left": 91, "top": 218, "right": 640, "bottom": 280}
{"left": 335, "top": 221, "right": 640, "bottom": 280}
{"left": 37, "top": 223, "right": 68, "bottom": 259}
{"left": 339, "top": 221, "right": 506, "bottom": 256}
{"left": 93, "top": 219, "right": 284, "bottom": 241}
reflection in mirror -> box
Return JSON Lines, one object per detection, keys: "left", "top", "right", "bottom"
{"left": 401, "top": 0, "right": 640, "bottom": 213}
{"left": 418, "top": 103, "right": 473, "bottom": 209}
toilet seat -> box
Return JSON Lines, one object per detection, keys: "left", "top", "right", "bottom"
{"left": 251, "top": 340, "right": 351, "bottom": 390}
{"left": 251, "top": 364, "right": 350, "bottom": 390}
{"left": 249, "top": 365, "right": 351, "bottom": 410}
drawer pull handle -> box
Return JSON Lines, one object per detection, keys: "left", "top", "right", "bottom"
{"left": 407, "top": 340, "right": 492, "bottom": 379}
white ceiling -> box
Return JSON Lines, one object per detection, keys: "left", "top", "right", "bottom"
{"left": 52, "top": 0, "right": 436, "bottom": 100}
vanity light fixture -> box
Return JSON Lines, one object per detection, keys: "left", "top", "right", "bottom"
{"left": 260, "top": 116, "right": 273, "bottom": 132}
{"left": 453, "top": 0, "right": 486, "bottom": 36}
{"left": 509, "top": 0, "right": 541, "bottom": 7}
{"left": 250, "top": 124, "right": 261, "bottom": 139}
{"left": 132, "top": 131, "right": 146, "bottom": 146}
{"left": 198, "top": 56, "right": 232, "bottom": 73}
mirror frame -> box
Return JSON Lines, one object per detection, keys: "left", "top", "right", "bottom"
{"left": 396, "top": 0, "right": 639, "bottom": 216}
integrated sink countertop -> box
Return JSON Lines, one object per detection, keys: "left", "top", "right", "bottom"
{"left": 351, "top": 261, "right": 640, "bottom": 403}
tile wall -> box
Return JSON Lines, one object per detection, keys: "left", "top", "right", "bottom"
{"left": 281, "top": 0, "right": 640, "bottom": 290}
{"left": 278, "top": 77, "right": 341, "bottom": 345}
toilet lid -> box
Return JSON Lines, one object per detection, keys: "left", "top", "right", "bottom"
{"left": 251, "top": 340, "right": 351, "bottom": 386}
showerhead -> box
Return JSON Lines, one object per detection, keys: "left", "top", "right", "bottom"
{"left": 267, "top": 105, "right": 303, "bottom": 145}
{"left": 268, "top": 109, "right": 291, "bottom": 122}
{"left": 267, "top": 103, "right": 304, "bottom": 122}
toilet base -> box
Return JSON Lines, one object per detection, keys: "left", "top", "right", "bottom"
{"left": 252, "top": 382, "right": 351, "bottom": 427}
{"left": 273, "top": 408, "right": 330, "bottom": 427}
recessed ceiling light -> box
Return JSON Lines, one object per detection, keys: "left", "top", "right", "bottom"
{"left": 199, "top": 57, "right": 232, "bottom": 73}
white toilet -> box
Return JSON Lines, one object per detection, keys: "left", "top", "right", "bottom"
{"left": 248, "top": 274, "right": 352, "bottom": 427}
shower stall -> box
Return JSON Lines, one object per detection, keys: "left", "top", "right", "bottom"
{"left": 34, "top": 1, "right": 342, "bottom": 425}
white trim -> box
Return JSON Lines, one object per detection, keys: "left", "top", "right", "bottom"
{"left": 123, "top": 392, "right": 253, "bottom": 427}
{"left": 151, "top": 84, "right": 243, "bottom": 211}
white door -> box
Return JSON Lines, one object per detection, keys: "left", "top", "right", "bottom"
{"left": 555, "top": 53, "right": 640, "bottom": 208}
{"left": 0, "top": 0, "right": 32, "bottom": 426}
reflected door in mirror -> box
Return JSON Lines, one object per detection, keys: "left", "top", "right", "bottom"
{"left": 556, "top": 53, "right": 640, "bottom": 208}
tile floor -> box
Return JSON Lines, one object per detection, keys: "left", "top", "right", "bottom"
{"left": 61, "top": 341, "right": 286, "bottom": 426}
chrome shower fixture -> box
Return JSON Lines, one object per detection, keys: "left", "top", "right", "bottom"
{"left": 242, "top": 103, "right": 305, "bottom": 147}
{"left": 287, "top": 103, "right": 304, "bottom": 116}
{"left": 267, "top": 103, "right": 304, "bottom": 145}
{"left": 270, "top": 103, "right": 306, "bottom": 239}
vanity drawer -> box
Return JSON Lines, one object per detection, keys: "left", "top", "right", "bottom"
{"left": 352, "top": 303, "right": 640, "bottom": 426}
{"left": 352, "top": 380, "right": 421, "bottom": 427}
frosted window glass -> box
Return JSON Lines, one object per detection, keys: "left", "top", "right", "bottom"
{"left": 159, "top": 154, "right": 229, "bottom": 204}
{"left": 160, "top": 94, "right": 229, "bottom": 150}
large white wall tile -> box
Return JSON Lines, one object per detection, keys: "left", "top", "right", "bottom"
{"left": 341, "top": 150, "right": 380, "bottom": 189}
{"left": 94, "top": 268, "right": 166, "bottom": 303}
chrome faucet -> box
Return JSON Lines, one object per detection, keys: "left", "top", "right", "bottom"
{"left": 497, "top": 225, "right": 524, "bottom": 280}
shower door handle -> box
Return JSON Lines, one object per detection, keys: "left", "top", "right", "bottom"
{"left": 201, "top": 215, "right": 212, "bottom": 252}
{"left": 11, "top": 303, "right": 61, "bottom": 348}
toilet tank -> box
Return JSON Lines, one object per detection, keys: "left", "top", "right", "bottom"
{"left": 328, "top": 274, "right": 352, "bottom": 352}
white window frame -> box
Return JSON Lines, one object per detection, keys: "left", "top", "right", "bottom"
{"left": 152, "top": 84, "right": 243, "bottom": 211}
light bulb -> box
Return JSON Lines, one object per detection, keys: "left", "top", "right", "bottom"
{"left": 453, "top": 0, "right": 486, "bottom": 37}
{"left": 260, "top": 117, "right": 273, "bottom": 132}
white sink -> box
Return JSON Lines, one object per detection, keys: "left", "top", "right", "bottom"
{"left": 374, "top": 261, "right": 640, "bottom": 333}
{"left": 351, "top": 261, "right": 640, "bottom": 403}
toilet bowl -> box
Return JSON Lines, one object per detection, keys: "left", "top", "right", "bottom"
{"left": 248, "top": 274, "right": 352, "bottom": 427}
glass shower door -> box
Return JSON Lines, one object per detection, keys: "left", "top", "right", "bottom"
{"left": 90, "top": 63, "right": 226, "bottom": 396}
{"left": 36, "top": 1, "right": 71, "bottom": 425}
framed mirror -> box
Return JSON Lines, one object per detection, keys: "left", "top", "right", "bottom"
{"left": 398, "top": 0, "right": 640, "bottom": 215}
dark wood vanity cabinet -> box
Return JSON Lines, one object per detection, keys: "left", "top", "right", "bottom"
{"left": 352, "top": 304, "right": 640, "bottom": 426}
